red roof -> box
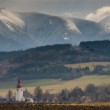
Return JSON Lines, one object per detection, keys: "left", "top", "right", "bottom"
{"left": 16, "top": 78, "right": 22, "bottom": 88}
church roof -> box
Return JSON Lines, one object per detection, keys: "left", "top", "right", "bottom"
{"left": 16, "top": 78, "right": 22, "bottom": 88}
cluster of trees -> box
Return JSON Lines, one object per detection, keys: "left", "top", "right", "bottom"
{"left": 58, "top": 84, "right": 110, "bottom": 103}
{"left": 80, "top": 40, "right": 110, "bottom": 56}
{"left": 5, "top": 84, "right": 110, "bottom": 103}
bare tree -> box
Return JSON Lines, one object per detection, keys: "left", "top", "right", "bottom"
{"left": 7, "top": 90, "right": 13, "bottom": 99}
{"left": 34, "top": 86, "right": 43, "bottom": 103}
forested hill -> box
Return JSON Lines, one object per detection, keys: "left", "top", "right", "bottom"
{"left": 0, "top": 40, "right": 110, "bottom": 81}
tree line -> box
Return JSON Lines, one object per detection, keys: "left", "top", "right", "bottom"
{"left": 5, "top": 84, "right": 110, "bottom": 103}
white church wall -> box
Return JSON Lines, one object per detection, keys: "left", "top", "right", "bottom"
{"left": 16, "top": 87, "right": 24, "bottom": 101}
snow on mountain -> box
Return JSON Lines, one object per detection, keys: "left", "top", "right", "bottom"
{"left": 0, "top": 9, "right": 25, "bottom": 32}
{"left": 99, "top": 15, "right": 110, "bottom": 33}
{"left": 73, "top": 18, "right": 105, "bottom": 36}
{"left": 0, "top": 9, "right": 109, "bottom": 51}
{"left": 63, "top": 18, "right": 81, "bottom": 34}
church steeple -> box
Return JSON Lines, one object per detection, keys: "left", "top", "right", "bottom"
{"left": 16, "top": 78, "right": 24, "bottom": 101}
{"left": 16, "top": 78, "right": 22, "bottom": 88}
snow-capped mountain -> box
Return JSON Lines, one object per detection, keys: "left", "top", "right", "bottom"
{"left": 99, "top": 15, "right": 110, "bottom": 33}
{"left": 0, "top": 9, "right": 110, "bottom": 51}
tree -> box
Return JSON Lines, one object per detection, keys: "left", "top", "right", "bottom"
{"left": 7, "top": 90, "right": 13, "bottom": 99}
{"left": 34, "top": 86, "right": 43, "bottom": 103}
{"left": 85, "top": 84, "right": 96, "bottom": 94}
{"left": 70, "top": 87, "right": 83, "bottom": 102}
{"left": 96, "top": 85, "right": 110, "bottom": 102}
{"left": 58, "top": 89, "right": 70, "bottom": 103}
{"left": 43, "top": 90, "right": 50, "bottom": 103}
{"left": 23, "top": 89, "right": 32, "bottom": 98}
{"left": 85, "top": 84, "right": 97, "bottom": 102}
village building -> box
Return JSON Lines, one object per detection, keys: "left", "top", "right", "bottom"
{"left": 16, "top": 78, "right": 24, "bottom": 101}
{"left": 16, "top": 78, "right": 33, "bottom": 103}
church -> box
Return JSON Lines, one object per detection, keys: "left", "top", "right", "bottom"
{"left": 15, "top": 78, "right": 34, "bottom": 102}
{"left": 16, "top": 78, "right": 24, "bottom": 101}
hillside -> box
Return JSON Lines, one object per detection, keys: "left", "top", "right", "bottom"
{"left": 0, "top": 9, "right": 110, "bottom": 51}
{"left": 0, "top": 40, "right": 110, "bottom": 81}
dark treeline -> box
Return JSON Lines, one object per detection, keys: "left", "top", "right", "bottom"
{"left": 34, "top": 84, "right": 110, "bottom": 103}
{"left": 5, "top": 84, "right": 110, "bottom": 103}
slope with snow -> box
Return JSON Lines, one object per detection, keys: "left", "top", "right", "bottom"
{"left": 99, "top": 15, "right": 110, "bottom": 33}
{"left": 0, "top": 9, "right": 25, "bottom": 32}
{"left": 0, "top": 9, "right": 110, "bottom": 51}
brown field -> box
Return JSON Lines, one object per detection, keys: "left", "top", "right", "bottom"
{"left": 0, "top": 103, "right": 110, "bottom": 110}
{"left": 65, "top": 62, "right": 110, "bottom": 71}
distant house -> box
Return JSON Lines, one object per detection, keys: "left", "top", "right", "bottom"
{"left": 25, "top": 98, "right": 34, "bottom": 103}
{"left": 81, "top": 96, "right": 92, "bottom": 103}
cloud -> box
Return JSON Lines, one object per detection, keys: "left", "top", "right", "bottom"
{"left": 86, "top": 6, "right": 110, "bottom": 22}
{"left": 63, "top": 13, "right": 74, "bottom": 18}
{"left": 0, "top": 0, "right": 8, "bottom": 8}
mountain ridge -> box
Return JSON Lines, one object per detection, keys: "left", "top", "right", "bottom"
{"left": 0, "top": 9, "right": 110, "bottom": 51}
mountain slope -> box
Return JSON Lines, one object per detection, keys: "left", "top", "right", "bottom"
{"left": 0, "top": 9, "right": 109, "bottom": 51}
{"left": 99, "top": 15, "right": 110, "bottom": 33}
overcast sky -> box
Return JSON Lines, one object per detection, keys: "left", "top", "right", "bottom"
{"left": 0, "top": 0, "right": 110, "bottom": 18}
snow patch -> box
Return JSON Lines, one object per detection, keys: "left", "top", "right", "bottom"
{"left": 103, "top": 23, "right": 110, "bottom": 33}
{"left": 99, "top": 15, "right": 110, "bottom": 33}
{"left": 49, "top": 19, "right": 52, "bottom": 25}
{"left": 64, "top": 18, "right": 81, "bottom": 34}
{"left": 0, "top": 9, "right": 25, "bottom": 31}
{"left": 64, "top": 37, "right": 69, "bottom": 40}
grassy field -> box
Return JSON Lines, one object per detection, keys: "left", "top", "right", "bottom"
{"left": 1, "top": 75, "right": 110, "bottom": 97}
{"left": 1, "top": 103, "right": 110, "bottom": 110}
{"left": 65, "top": 62, "right": 110, "bottom": 71}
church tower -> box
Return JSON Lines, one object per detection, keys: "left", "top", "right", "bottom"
{"left": 16, "top": 78, "right": 24, "bottom": 101}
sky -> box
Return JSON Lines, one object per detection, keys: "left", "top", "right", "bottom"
{"left": 0, "top": 0, "right": 110, "bottom": 19}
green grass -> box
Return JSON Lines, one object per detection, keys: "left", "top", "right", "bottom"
{"left": 1, "top": 75, "right": 110, "bottom": 97}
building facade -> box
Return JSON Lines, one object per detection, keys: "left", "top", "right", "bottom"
{"left": 16, "top": 78, "right": 24, "bottom": 101}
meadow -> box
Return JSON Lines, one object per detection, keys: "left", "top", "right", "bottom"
{"left": 0, "top": 75, "right": 110, "bottom": 97}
